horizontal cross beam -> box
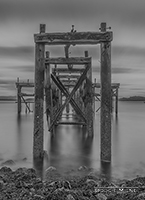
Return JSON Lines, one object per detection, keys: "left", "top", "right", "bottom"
{"left": 58, "top": 75, "right": 80, "bottom": 79}
{"left": 34, "top": 31, "right": 113, "bottom": 45}
{"left": 54, "top": 68, "right": 84, "bottom": 73}
{"left": 45, "top": 57, "right": 91, "bottom": 65}
{"left": 15, "top": 82, "right": 34, "bottom": 88}
{"left": 61, "top": 80, "right": 77, "bottom": 83}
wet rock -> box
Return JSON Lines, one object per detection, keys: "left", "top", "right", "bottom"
{"left": 106, "top": 195, "right": 115, "bottom": 200}
{"left": 33, "top": 194, "right": 44, "bottom": 199}
{"left": 0, "top": 180, "right": 4, "bottom": 189}
{"left": 45, "top": 166, "right": 56, "bottom": 172}
{"left": 136, "top": 192, "right": 145, "bottom": 199}
{"left": 48, "top": 181, "right": 62, "bottom": 189}
{"left": 78, "top": 165, "right": 88, "bottom": 171}
{"left": 0, "top": 166, "right": 12, "bottom": 173}
{"left": 85, "top": 178, "right": 99, "bottom": 186}
{"left": 66, "top": 194, "right": 75, "bottom": 200}
{"left": 96, "top": 193, "right": 107, "bottom": 200}
{"left": 1, "top": 159, "right": 15, "bottom": 166}
{"left": 63, "top": 180, "right": 71, "bottom": 189}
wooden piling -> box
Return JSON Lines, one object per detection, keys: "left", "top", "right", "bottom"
{"left": 17, "top": 78, "right": 22, "bottom": 114}
{"left": 45, "top": 51, "right": 52, "bottom": 127}
{"left": 100, "top": 22, "right": 111, "bottom": 162}
{"left": 115, "top": 88, "right": 118, "bottom": 116}
{"left": 33, "top": 24, "right": 45, "bottom": 158}
{"left": 84, "top": 51, "right": 94, "bottom": 137}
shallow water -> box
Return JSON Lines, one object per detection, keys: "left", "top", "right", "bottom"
{"left": 0, "top": 101, "right": 145, "bottom": 180}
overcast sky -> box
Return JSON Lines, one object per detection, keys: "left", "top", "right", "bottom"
{"left": 0, "top": 0, "right": 145, "bottom": 97}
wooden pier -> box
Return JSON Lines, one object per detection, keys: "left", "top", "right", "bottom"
{"left": 30, "top": 22, "right": 116, "bottom": 162}
{"left": 93, "top": 82, "right": 120, "bottom": 116}
{"left": 15, "top": 78, "right": 34, "bottom": 114}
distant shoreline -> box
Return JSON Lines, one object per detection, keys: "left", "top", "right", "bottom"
{"left": 0, "top": 96, "right": 16, "bottom": 101}
{"left": 119, "top": 96, "right": 145, "bottom": 101}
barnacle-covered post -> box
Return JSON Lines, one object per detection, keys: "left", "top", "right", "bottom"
{"left": 45, "top": 51, "right": 52, "bottom": 128}
{"left": 84, "top": 51, "right": 94, "bottom": 137}
{"left": 33, "top": 24, "right": 45, "bottom": 158}
{"left": 100, "top": 22, "right": 112, "bottom": 162}
{"left": 16, "top": 77, "right": 22, "bottom": 114}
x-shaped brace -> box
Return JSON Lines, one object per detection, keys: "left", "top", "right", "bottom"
{"left": 49, "top": 63, "right": 91, "bottom": 131}
{"left": 51, "top": 74, "right": 87, "bottom": 123}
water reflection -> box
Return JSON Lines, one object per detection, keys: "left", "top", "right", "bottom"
{"left": 33, "top": 157, "right": 44, "bottom": 180}
{"left": 100, "top": 161, "right": 111, "bottom": 181}
{"left": 48, "top": 123, "right": 94, "bottom": 172}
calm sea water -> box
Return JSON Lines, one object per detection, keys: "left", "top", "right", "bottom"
{"left": 0, "top": 101, "right": 145, "bottom": 180}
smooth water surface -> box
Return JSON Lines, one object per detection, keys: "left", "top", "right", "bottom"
{"left": 0, "top": 101, "right": 145, "bottom": 180}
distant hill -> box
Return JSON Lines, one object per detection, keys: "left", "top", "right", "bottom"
{"left": 119, "top": 96, "right": 145, "bottom": 101}
{"left": 0, "top": 96, "right": 16, "bottom": 101}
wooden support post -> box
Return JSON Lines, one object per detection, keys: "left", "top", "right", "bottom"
{"left": 17, "top": 78, "right": 22, "bottom": 114}
{"left": 66, "top": 88, "right": 70, "bottom": 114}
{"left": 115, "top": 88, "right": 118, "bottom": 117}
{"left": 111, "top": 89, "right": 113, "bottom": 113}
{"left": 100, "top": 22, "right": 111, "bottom": 162}
{"left": 84, "top": 51, "right": 94, "bottom": 137}
{"left": 45, "top": 51, "right": 52, "bottom": 128}
{"left": 33, "top": 24, "right": 45, "bottom": 158}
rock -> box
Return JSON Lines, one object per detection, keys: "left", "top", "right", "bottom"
{"left": 33, "top": 194, "right": 44, "bottom": 199}
{"left": 1, "top": 159, "right": 15, "bottom": 166}
{"left": 0, "top": 166, "right": 12, "bottom": 173}
{"left": 22, "top": 157, "right": 27, "bottom": 161}
{"left": 48, "top": 181, "right": 62, "bottom": 189}
{"left": 45, "top": 166, "right": 56, "bottom": 172}
{"left": 66, "top": 194, "right": 75, "bottom": 200}
{"left": 78, "top": 166, "right": 88, "bottom": 171}
{"left": 63, "top": 180, "right": 71, "bottom": 189}
{"left": 0, "top": 180, "right": 4, "bottom": 189}
{"left": 85, "top": 179, "right": 99, "bottom": 186}
{"left": 96, "top": 193, "right": 107, "bottom": 200}
{"left": 136, "top": 192, "right": 145, "bottom": 198}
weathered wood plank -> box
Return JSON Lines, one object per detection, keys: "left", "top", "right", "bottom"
{"left": 45, "top": 51, "right": 52, "bottom": 127}
{"left": 49, "top": 63, "right": 91, "bottom": 131}
{"left": 100, "top": 23, "right": 111, "bottom": 162}
{"left": 21, "top": 93, "right": 34, "bottom": 97}
{"left": 15, "top": 82, "right": 34, "bottom": 87}
{"left": 61, "top": 80, "right": 77, "bottom": 84}
{"left": 57, "top": 121, "right": 86, "bottom": 125}
{"left": 17, "top": 86, "right": 21, "bottom": 114}
{"left": 51, "top": 74, "right": 87, "bottom": 122}
{"left": 115, "top": 88, "right": 118, "bottom": 116}
{"left": 55, "top": 68, "right": 84, "bottom": 73}
{"left": 34, "top": 31, "right": 113, "bottom": 45}
{"left": 45, "top": 57, "right": 91, "bottom": 65}
{"left": 83, "top": 51, "right": 94, "bottom": 137}
{"left": 58, "top": 75, "right": 80, "bottom": 79}
{"left": 33, "top": 24, "right": 45, "bottom": 159}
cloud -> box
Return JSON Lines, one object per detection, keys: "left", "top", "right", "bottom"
{"left": 9, "top": 65, "right": 34, "bottom": 73}
{"left": 112, "top": 45, "right": 145, "bottom": 57}
{"left": 93, "top": 66, "right": 133, "bottom": 74}
{"left": 0, "top": 0, "right": 145, "bottom": 28}
{"left": 0, "top": 46, "right": 34, "bottom": 60}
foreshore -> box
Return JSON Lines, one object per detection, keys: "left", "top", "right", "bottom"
{"left": 0, "top": 166, "right": 145, "bottom": 200}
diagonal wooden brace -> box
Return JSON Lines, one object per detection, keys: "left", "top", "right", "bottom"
{"left": 51, "top": 74, "right": 87, "bottom": 122}
{"left": 49, "top": 63, "right": 91, "bottom": 131}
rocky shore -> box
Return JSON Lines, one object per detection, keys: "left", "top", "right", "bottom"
{"left": 0, "top": 166, "right": 145, "bottom": 200}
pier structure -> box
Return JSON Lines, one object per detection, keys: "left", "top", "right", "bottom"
{"left": 15, "top": 78, "right": 34, "bottom": 114}
{"left": 33, "top": 22, "right": 113, "bottom": 162}
{"left": 93, "top": 83, "right": 120, "bottom": 116}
